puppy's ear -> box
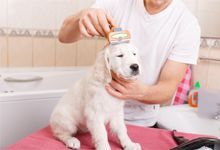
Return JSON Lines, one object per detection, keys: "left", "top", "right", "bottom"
{"left": 104, "top": 47, "right": 112, "bottom": 83}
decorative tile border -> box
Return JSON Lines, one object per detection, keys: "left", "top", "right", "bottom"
{"left": 0, "top": 27, "right": 58, "bottom": 38}
{"left": 0, "top": 28, "right": 7, "bottom": 36}
{"left": 7, "top": 28, "right": 32, "bottom": 37}
{"left": 1, "top": 27, "right": 220, "bottom": 48}
{"left": 201, "top": 37, "right": 220, "bottom": 49}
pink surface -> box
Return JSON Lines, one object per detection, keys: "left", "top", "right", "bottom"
{"left": 7, "top": 125, "right": 206, "bottom": 150}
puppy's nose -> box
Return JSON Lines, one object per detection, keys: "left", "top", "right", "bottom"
{"left": 130, "top": 64, "right": 139, "bottom": 72}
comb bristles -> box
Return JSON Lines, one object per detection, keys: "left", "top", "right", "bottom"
{"left": 110, "top": 39, "right": 130, "bottom": 45}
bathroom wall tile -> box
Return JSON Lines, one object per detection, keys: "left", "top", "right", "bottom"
{"left": 197, "top": 0, "right": 220, "bottom": 37}
{"left": 198, "top": 11, "right": 220, "bottom": 37}
{"left": 56, "top": 0, "right": 77, "bottom": 30}
{"left": 206, "top": 48, "right": 220, "bottom": 90}
{"left": 56, "top": 0, "right": 95, "bottom": 30}
{"left": 32, "top": 30, "right": 55, "bottom": 38}
{"left": 198, "top": 0, "right": 219, "bottom": 12}
{"left": 78, "top": 0, "right": 95, "bottom": 10}
{"left": 182, "top": 0, "right": 198, "bottom": 15}
{"left": 0, "top": 36, "right": 8, "bottom": 67}
{"left": 8, "top": 37, "right": 33, "bottom": 67}
{"left": 8, "top": 0, "right": 33, "bottom": 28}
{"left": 199, "top": 47, "right": 211, "bottom": 58}
{"left": 0, "top": 0, "right": 7, "bottom": 27}
{"left": 76, "top": 39, "right": 96, "bottom": 66}
{"left": 192, "top": 48, "right": 210, "bottom": 87}
{"left": 32, "top": 0, "right": 57, "bottom": 30}
{"left": 192, "top": 61, "right": 209, "bottom": 88}
{"left": 33, "top": 37, "right": 56, "bottom": 67}
{"left": 55, "top": 39, "right": 77, "bottom": 66}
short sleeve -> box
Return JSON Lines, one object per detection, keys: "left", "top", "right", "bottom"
{"left": 168, "top": 19, "right": 201, "bottom": 65}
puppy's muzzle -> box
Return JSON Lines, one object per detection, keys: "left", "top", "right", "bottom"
{"left": 130, "top": 64, "right": 139, "bottom": 75}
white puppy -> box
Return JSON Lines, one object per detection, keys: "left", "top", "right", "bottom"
{"left": 50, "top": 43, "right": 142, "bottom": 150}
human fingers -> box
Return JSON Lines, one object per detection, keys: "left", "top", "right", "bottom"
{"left": 97, "top": 12, "right": 112, "bottom": 35}
{"left": 81, "top": 16, "right": 100, "bottom": 36}
{"left": 105, "top": 85, "right": 126, "bottom": 99}
{"left": 78, "top": 19, "right": 93, "bottom": 38}
{"left": 87, "top": 12, "right": 105, "bottom": 36}
{"left": 106, "top": 13, "right": 117, "bottom": 27}
{"left": 109, "top": 80, "right": 127, "bottom": 94}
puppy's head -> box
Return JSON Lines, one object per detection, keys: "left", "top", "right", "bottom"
{"left": 104, "top": 43, "right": 141, "bottom": 80}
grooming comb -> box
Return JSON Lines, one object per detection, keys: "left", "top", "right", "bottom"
{"left": 107, "top": 27, "right": 131, "bottom": 45}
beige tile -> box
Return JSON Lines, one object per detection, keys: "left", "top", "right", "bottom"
{"left": 192, "top": 48, "right": 211, "bottom": 88}
{"left": 206, "top": 48, "right": 220, "bottom": 90}
{"left": 199, "top": 47, "right": 211, "bottom": 57}
{"left": 192, "top": 61, "right": 209, "bottom": 88}
{"left": 33, "top": 37, "right": 56, "bottom": 67}
{"left": 209, "top": 48, "right": 220, "bottom": 58}
{"left": 76, "top": 39, "right": 97, "bottom": 66}
{"left": 55, "top": 39, "right": 77, "bottom": 66}
{"left": 8, "top": 37, "right": 32, "bottom": 67}
{"left": 0, "top": 36, "right": 8, "bottom": 67}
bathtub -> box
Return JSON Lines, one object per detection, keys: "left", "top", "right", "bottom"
{"left": 0, "top": 67, "right": 89, "bottom": 148}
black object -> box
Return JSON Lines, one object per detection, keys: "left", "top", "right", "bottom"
{"left": 170, "top": 130, "right": 220, "bottom": 150}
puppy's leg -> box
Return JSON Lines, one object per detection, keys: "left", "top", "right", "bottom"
{"left": 109, "top": 114, "right": 141, "bottom": 150}
{"left": 87, "top": 119, "right": 111, "bottom": 150}
{"left": 50, "top": 120, "right": 80, "bottom": 149}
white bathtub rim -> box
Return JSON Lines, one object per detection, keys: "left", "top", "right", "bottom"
{"left": 0, "top": 89, "right": 67, "bottom": 102}
{"left": 0, "top": 66, "right": 90, "bottom": 74}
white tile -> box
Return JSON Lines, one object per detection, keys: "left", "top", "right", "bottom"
{"left": 32, "top": 0, "right": 57, "bottom": 29}
{"left": 78, "top": 0, "right": 95, "bottom": 10}
{"left": 197, "top": 0, "right": 220, "bottom": 37}
{"left": 198, "top": 0, "right": 220, "bottom": 13}
{"left": 0, "top": 37, "right": 8, "bottom": 67}
{"left": 192, "top": 48, "right": 211, "bottom": 88}
{"left": 8, "top": 0, "right": 33, "bottom": 28}
{"left": 0, "top": 0, "right": 7, "bottom": 27}
{"left": 56, "top": 0, "right": 95, "bottom": 30}
{"left": 56, "top": 0, "right": 77, "bottom": 30}
{"left": 206, "top": 48, "right": 220, "bottom": 90}
{"left": 198, "top": 11, "right": 220, "bottom": 37}
{"left": 182, "top": 0, "right": 198, "bottom": 15}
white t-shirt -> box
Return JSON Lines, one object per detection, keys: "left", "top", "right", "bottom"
{"left": 92, "top": 0, "right": 201, "bottom": 127}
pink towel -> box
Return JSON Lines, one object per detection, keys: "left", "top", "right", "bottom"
{"left": 174, "top": 66, "right": 192, "bottom": 105}
{"left": 7, "top": 125, "right": 206, "bottom": 150}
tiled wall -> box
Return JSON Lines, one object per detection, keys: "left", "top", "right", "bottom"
{"left": 0, "top": 0, "right": 220, "bottom": 91}
{"left": 183, "top": 0, "right": 220, "bottom": 37}
{"left": 183, "top": 0, "right": 220, "bottom": 90}
{"left": 193, "top": 37, "right": 220, "bottom": 90}
{"left": 0, "top": 0, "right": 107, "bottom": 68}
{"left": 0, "top": 28, "right": 106, "bottom": 67}
{"left": 0, "top": 0, "right": 95, "bottom": 30}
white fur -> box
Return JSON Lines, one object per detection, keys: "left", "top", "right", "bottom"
{"left": 50, "top": 43, "right": 142, "bottom": 150}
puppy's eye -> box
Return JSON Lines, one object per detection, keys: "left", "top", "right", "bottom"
{"left": 117, "top": 54, "right": 123, "bottom": 57}
{"left": 133, "top": 53, "right": 136, "bottom": 56}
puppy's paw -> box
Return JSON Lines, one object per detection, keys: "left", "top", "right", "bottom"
{"left": 124, "top": 142, "right": 141, "bottom": 150}
{"left": 66, "top": 137, "right": 80, "bottom": 149}
{"left": 96, "top": 143, "right": 111, "bottom": 150}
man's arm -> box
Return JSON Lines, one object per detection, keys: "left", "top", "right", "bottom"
{"left": 58, "top": 8, "right": 116, "bottom": 43}
{"left": 58, "top": 13, "right": 82, "bottom": 43}
{"left": 105, "top": 60, "right": 188, "bottom": 105}
{"left": 139, "top": 60, "right": 188, "bottom": 104}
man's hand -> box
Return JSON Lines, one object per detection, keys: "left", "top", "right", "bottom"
{"left": 78, "top": 8, "right": 116, "bottom": 38}
{"left": 59, "top": 8, "right": 116, "bottom": 43}
{"left": 105, "top": 60, "right": 188, "bottom": 105}
{"left": 105, "top": 72, "right": 147, "bottom": 100}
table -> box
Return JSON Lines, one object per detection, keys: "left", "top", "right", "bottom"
{"left": 7, "top": 125, "right": 206, "bottom": 150}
